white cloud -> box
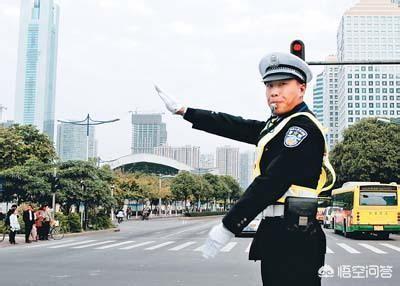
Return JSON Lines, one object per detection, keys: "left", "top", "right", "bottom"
{"left": 170, "top": 21, "right": 194, "bottom": 35}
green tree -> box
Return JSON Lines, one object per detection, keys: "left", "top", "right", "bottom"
{"left": 0, "top": 125, "right": 56, "bottom": 170}
{"left": 330, "top": 118, "right": 400, "bottom": 187}
{"left": 220, "top": 175, "right": 242, "bottom": 209}
{"left": 170, "top": 171, "right": 198, "bottom": 210}
{"left": 0, "top": 159, "right": 53, "bottom": 204}
{"left": 56, "top": 161, "right": 115, "bottom": 216}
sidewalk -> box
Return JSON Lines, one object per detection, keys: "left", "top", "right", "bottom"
{"left": 0, "top": 227, "right": 119, "bottom": 249}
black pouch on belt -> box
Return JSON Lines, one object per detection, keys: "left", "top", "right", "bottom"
{"left": 284, "top": 196, "right": 318, "bottom": 233}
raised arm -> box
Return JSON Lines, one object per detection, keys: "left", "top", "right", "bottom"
{"left": 155, "top": 84, "right": 265, "bottom": 145}
{"left": 183, "top": 108, "right": 265, "bottom": 145}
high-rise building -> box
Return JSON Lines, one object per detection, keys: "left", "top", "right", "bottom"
{"left": 56, "top": 123, "right": 97, "bottom": 161}
{"left": 239, "top": 150, "right": 256, "bottom": 190}
{"left": 322, "top": 55, "right": 340, "bottom": 150}
{"left": 200, "top": 153, "right": 215, "bottom": 169}
{"left": 154, "top": 145, "right": 200, "bottom": 169}
{"left": 14, "top": 0, "right": 60, "bottom": 142}
{"left": 131, "top": 113, "right": 167, "bottom": 154}
{"left": 336, "top": 0, "right": 400, "bottom": 140}
{"left": 313, "top": 72, "right": 324, "bottom": 123}
{"left": 216, "top": 146, "right": 240, "bottom": 181}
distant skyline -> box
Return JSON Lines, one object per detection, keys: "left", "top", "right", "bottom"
{"left": 1, "top": 0, "right": 361, "bottom": 160}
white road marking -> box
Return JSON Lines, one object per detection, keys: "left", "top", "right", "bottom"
{"left": 145, "top": 241, "right": 175, "bottom": 250}
{"left": 119, "top": 241, "right": 155, "bottom": 250}
{"left": 72, "top": 240, "right": 116, "bottom": 249}
{"left": 168, "top": 241, "right": 196, "bottom": 251}
{"left": 358, "top": 243, "right": 386, "bottom": 254}
{"left": 380, "top": 243, "right": 400, "bottom": 252}
{"left": 245, "top": 242, "right": 252, "bottom": 253}
{"left": 220, "top": 242, "right": 237, "bottom": 252}
{"left": 326, "top": 247, "right": 334, "bottom": 254}
{"left": 94, "top": 241, "right": 135, "bottom": 250}
{"left": 194, "top": 245, "right": 204, "bottom": 252}
{"left": 337, "top": 243, "right": 360, "bottom": 254}
{"left": 26, "top": 239, "right": 77, "bottom": 248}
{"left": 49, "top": 240, "right": 97, "bottom": 249}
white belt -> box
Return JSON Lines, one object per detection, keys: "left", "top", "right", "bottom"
{"left": 262, "top": 204, "right": 284, "bottom": 218}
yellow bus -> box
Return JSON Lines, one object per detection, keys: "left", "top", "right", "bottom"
{"left": 332, "top": 182, "right": 400, "bottom": 239}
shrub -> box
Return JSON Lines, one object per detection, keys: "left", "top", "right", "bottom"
{"left": 184, "top": 211, "right": 227, "bottom": 217}
{"left": 89, "top": 212, "right": 113, "bottom": 230}
{"left": 68, "top": 213, "right": 82, "bottom": 233}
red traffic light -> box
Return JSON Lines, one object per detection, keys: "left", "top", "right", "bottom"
{"left": 290, "top": 40, "right": 305, "bottom": 60}
{"left": 292, "top": 43, "right": 303, "bottom": 52}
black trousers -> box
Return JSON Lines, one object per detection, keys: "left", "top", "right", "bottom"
{"left": 24, "top": 222, "right": 34, "bottom": 242}
{"left": 39, "top": 221, "right": 50, "bottom": 240}
{"left": 9, "top": 230, "right": 16, "bottom": 244}
{"left": 250, "top": 217, "right": 326, "bottom": 286}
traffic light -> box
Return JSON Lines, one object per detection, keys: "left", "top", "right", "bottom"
{"left": 290, "top": 40, "right": 305, "bottom": 60}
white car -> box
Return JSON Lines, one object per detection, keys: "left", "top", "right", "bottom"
{"left": 237, "top": 214, "right": 262, "bottom": 237}
{"left": 323, "top": 206, "right": 341, "bottom": 229}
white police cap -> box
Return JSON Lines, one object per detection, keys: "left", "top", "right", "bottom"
{"left": 259, "top": 52, "right": 313, "bottom": 84}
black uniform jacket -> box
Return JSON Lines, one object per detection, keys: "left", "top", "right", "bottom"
{"left": 183, "top": 102, "right": 324, "bottom": 234}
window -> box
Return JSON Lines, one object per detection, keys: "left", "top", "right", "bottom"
{"left": 348, "top": 88, "right": 353, "bottom": 93}
{"left": 355, "top": 81, "right": 360, "bottom": 86}
{"left": 348, "top": 74, "right": 352, "bottom": 78}
{"left": 355, "top": 88, "right": 360, "bottom": 93}
{"left": 383, "top": 96, "right": 388, "bottom": 100}
{"left": 355, "top": 95, "right": 360, "bottom": 100}
{"left": 362, "top": 96, "right": 366, "bottom": 100}
{"left": 369, "top": 110, "right": 374, "bottom": 115}
{"left": 376, "top": 81, "right": 380, "bottom": 85}
{"left": 369, "top": 96, "right": 373, "bottom": 100}
{"left": 348, "top": 103, "right": 353, "bottom": 108}
{"left": 369, "top": 103, "right": 374, "bottom": 108}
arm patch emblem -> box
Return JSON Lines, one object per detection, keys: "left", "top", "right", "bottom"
{"left": 284, "top": 126, "right": 308, "bottom": 148}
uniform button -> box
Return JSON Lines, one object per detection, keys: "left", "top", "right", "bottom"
{"left": 243, "top": 218, "right": 247, "bottom": 222}
{"left": 237, "top": 223, "right": 241, "bottom": 227}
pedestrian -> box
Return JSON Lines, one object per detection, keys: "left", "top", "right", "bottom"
{"left": 9, "top": 208, "right": 20, "bottom": 244}
{"left": 30, "top": 223, "right": 38, "bottom": 242}
{"left": 35, "top": 206, "right": 45, "bottom": 240}
{"left": 156, "top": 52, "right": 335, "bottom": 285}
{"left": 42, "top": 205, "right": 51, "bottom": 240}
{"left": 23, "top": 204, "right": 35, "bottom": 243}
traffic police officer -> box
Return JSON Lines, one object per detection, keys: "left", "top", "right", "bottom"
{"left": 156, "top": 52, "right": 335, "bottom": 286}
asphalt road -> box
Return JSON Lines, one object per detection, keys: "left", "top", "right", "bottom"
{"left": 0, "top": 216, "right": 399, "bottom": 286}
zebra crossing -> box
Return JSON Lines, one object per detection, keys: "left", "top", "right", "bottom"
{"left": 22, "top": 238, "right": 400, "bottom": 255}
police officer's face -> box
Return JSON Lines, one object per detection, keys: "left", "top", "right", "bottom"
{"left": 265, "top": 79, "right": 306, "bottom": 115}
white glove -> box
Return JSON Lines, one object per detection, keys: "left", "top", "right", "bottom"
{"left": 154, "top": 84, "right": 184, "bottom": 114}
{"left": 201, "top": 223, "right": 234, "bottom": 259}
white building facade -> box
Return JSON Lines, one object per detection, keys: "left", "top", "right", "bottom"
{"left": 336, "top": 0, "right": 400, "bottom": 140}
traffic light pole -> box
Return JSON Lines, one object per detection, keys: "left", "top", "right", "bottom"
{"left": 307, "top": 60, "right": 400, "bottom": 66}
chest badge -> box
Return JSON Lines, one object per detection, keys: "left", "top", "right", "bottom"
{"left": 284, "top": 126, "right": 308, "bottom": 148}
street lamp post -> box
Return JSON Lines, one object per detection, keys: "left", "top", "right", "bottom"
{"left": 110, "top": 184, "right": 115, "bottom": 222}
{"left": 58, "top": 114, "right": 120, "bottom": 161}
{"left": 158, "top": 174, "right": 176, "bottom": 216}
